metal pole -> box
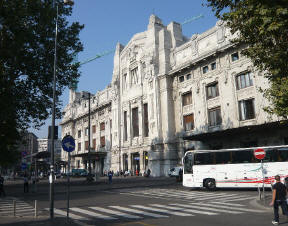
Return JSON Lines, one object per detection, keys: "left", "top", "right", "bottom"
{"left": 262, "top": 160, "right": 265, "bottom": 203}
{"left": 34, "top": 200, "right": 37, "bottom": 218}
{"left": 67, "top": 152, "right": 70, "bottom": 221}
{"left": 34, "top": 158, "right": 37, "bottom": 193}
{"left": 13, "top": 200, "right": 16, "bottom": 216}
{"left": 88, "top": 93, "right": 91, "bottom": 177}
{"left": 50, "top": 3, "right": 58, "bottom": 220}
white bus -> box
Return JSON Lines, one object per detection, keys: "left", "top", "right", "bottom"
{"left": 183, "top": 145, "right": 288, "bottom": 190}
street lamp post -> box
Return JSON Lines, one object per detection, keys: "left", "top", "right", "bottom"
{"left": 50, "top": 0, "right": 74, "bottom": 220}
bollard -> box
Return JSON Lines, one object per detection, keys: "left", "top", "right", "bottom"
{"left": 34, "top": 200, "right": 37, "bottom": 218}
{"left": 13, "top": 200, "right": 16, "bottom": 216}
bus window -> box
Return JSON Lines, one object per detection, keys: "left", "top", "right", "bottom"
{"left": 278, "top": 148, "right": 288, "bottom": 161}
{"left": 263, "top": 149, "right": 278, "bottom": 162}
{"left": 232, "top": 150, "right": 253, "bottom": 163}
{"left": 194, "top": 153, "right": 214, "bottom": 165}
{"left": 215, "top": 151, "right": 231, "bottom": 164}
{"left": 184, "top": 152, "right": 193, "bottom": 173}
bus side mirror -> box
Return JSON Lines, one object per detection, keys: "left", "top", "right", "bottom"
{"left": 181, "top": 157, "right": 184, "bottom": 165}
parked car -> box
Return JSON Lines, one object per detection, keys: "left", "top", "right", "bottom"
{"left": 71, "top": 169, "right": 88, "bottom": 177}
{"left": 168, "top": 166, "right": 183, "bottom": 177}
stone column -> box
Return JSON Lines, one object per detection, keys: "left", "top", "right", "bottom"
{"left": 128, "top": 152, "right": 132, "bottom": 174}
{"left": 139, "top": 151, "right": 144, "bottom": 175}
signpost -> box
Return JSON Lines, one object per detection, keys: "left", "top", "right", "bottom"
{"left": 254, "top": 148, "right": 266, "bottom": 201}
{"left": 61, "top": 135, "right": 75, "bottom": 221}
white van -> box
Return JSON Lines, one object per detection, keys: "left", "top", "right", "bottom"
{"left": 168, "top": 166, "right": 183, "bottom": 177}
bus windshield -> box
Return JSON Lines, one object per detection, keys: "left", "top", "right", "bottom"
{"left": 184, "top": 152, "right": 193, "bottom": 173}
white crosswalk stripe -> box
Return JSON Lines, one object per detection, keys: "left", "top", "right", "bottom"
{"left": 190, "top": 202, "right": 265, "bottom": 213}
{"left": 109, "top": 205, "right": 169, "bottom": 218}
{"left": 209, "top": 201, "right": 245, "bottom": 207}
{"left": 151, "top": 204, "right": 218, "bottom": 216}
{"left": 0, "top": 198, "right": 35, "bottom": 217}
{"left": 170, "top": 203, "right": 243, "bottom": 214}
{"left": 131, "top": 205, "right": 194, "bottom": 216}
{"left": 89, "top": 206, "right": 142, "bottom": 219}
{"left": 214, "top": 196, "right": 256, "bottom": 202}
{"left": 53, "top": 208, "right": 85, "bottom": 220}
{"left": 71, "top": 207, "right": 117, "bottom": 220}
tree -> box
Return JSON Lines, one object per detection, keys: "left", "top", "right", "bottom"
{"left": 0, "top": 0, "right": 84, "bottom": 166}
{"left": 206, "top": 0, "right": 288, "bottom": 117}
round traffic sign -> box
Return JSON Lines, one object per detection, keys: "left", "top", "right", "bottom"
{"left": 62, "top": 135, "right": 75, "bottom": 152}
{"left": 254, "top": 148, "right": 265, "bottom": 160}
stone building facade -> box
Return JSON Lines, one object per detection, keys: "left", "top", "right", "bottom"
{"left": 61, "top": 15, "right": 288, "bottom": 177}
{"left": 61, "top": 88, "right": 112, "bottom": 174}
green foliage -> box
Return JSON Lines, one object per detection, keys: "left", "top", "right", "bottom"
{"left": 0, "top": 0, "right": 84, "bottom": 166}
{"left": 206, "top": 0, "right": 288, "bottom": 117}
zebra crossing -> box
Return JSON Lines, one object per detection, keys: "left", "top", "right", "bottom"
{"left": 0, "top": 197, "right": 35, "bottom": 217}
{"left": 118, "top": 188, "right": 256, "bottom": 203}
{"left": 49, "top": 200, "right": 265, "bottom": 223}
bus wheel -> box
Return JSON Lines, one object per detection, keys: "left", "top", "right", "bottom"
{"left": 205, "top": 179, "right": 216, "bottom": 190}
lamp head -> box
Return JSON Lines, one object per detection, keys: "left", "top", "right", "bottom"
{"left": 64, "top": 0, "right": 74, "bottom": 6}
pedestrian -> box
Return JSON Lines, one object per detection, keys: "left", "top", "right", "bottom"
{"left": 108, "top": 170, "right": 113, "bottom": 184}
{"left": 145, "top": 169, "right": 151, "bottom": 177}
{"left": 0, "top": 174, "right": 6, "bottom": 197}
{"left": 270, "top": 175, "right": 288, "bottom": 225}
{"left": 24, "top": 174, "right": 29, "bottom": 193}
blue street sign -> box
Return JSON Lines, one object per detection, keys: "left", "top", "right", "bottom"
{"left": 62, "top": 135, "right": 75, "bottom": 153}
{"left": 21, "top": 162, "right": 27, "bottom": 170}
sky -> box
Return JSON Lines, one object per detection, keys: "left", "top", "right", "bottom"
{"left": 30, "top": 0, "right": 218, "bottom": 139}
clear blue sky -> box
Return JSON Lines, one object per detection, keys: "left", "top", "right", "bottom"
{"left": 30, "top": 0, "right": 218, "bottom": 138}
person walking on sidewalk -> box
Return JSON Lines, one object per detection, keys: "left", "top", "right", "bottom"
{"left": 108, "top": 170, "right": 113, "bottom": 184}
{"left": 270, "top": 175, "right": 288, "bottom": 225}
{"left": 23, "top": 174, "right": 29, "bottom": 193}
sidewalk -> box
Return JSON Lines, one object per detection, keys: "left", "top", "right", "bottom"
{"left": 250, "top": 189, "right": 272, "bottom": 211}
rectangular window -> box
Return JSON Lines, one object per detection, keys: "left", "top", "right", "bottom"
{"left": 143, "top": 103, "right": 149, "bottom": 137}
{"left": 183, "top": 114, "right": 194, "bottom": 131}
{"left": 231, "top": 52, "right": 239, "bottom": 62}
{"left": 179, "top": 76, "right": 184, "bottom": 83}
{"left": 131, "top": 67, "right": 138, "bottom": 84}
{"left": 211, "top": 62, "right": 216, "bottom": 70}
{"left": 85, "top": 127, "right": 89, "bottom": 136}
{"left": 215, "top": 151, "right": 231, "bottom": 164}
{"left": 232, "top": 150, "right": 254, "bottom": 163}
{"left": 92, "top": 139, "right": 96, "bottom": 150}
{"left": 85, "top": 141, "right": 89, "bottom": 150}
{"left": 78, "top": 130, "right": 81, "bottom": 138}
{"left": 100, "top": 136, "right": 105, "bottom": 147}
{"left": 78, "top": 142, "right": 81, "bottom": 151}
{"left": 124, "top": 111, "right": 127, "bottom": 141}
{"left": 202, "top": 65, "right": 209, "bottom": 74}
{"left": 92, "top": 125, "right": 96, "bottom": 134}
{"left": 236, "top": 72, "right": 253, "bottom": 90}
{"left": 194, "top": 153, "right": 214, "bottom": 165}
{"left": 208, "top": 107, "right": 222, "bottom": 126}
{"left": 123, "top": 73, "right": 127, "bottom": 90}
{"left": 132, "top": 107, "right": 139, "bottom": 137}
{"left": 239, "top": 98, "right": 255, "bottom": 121}
{"left": 182, "top": 92, "right": 192, "bottom": 106}
{"left": 100, "top": 122, "right": 105, "bottom": 131}
{"left": 186, "top": 74, "right": 191, "bottom": 80}
{"left": 206, "top": 82, "right": 219, "bottom": 99}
